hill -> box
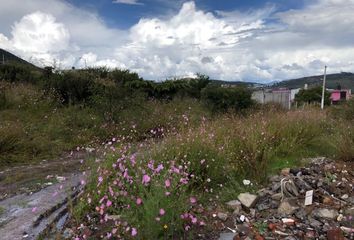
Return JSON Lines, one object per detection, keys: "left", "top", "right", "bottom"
{"left": 273, "top": 72, "right": 354, "bottom": 91}
{"left": 0, "top": 48, "right": 38, "bottom": 69}
{"left": 210, "top": 79, "right": 265, "bottom": 88}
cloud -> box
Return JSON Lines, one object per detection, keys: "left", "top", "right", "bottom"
{"left": 0, "top": 0, "right": 354, "bottom": 82}
{"left": 0, "top": 0, "right": 128, "bottom": 67}
{"left": 11, "top": 11, "right": 70, "bottom": 53}
{"left": 112, "top": 0, "right": 144, "bottom": 5}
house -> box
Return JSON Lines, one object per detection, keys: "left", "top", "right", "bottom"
{"left": 252, "top": 88, "right": 292, "bottom": 109}
{"left": 328, "top": 89, "right": 352, "bottom": 104}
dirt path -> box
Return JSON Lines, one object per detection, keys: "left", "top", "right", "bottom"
{"left": 0, "top": 150, "right": 95, "bottom": 239}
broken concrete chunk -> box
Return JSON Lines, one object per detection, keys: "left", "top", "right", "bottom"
{"left": 313, "top": 208, "right": 338, "bottom": 220}
{"left": 277, "top": 199, "right": 299, "bottom": 215}
{"left": 237, "top": 192, "right": 258, "bottom": 208}
{"left": 225, "top": 200, "right": 242, "bottom": 212}
{"left": 217, "top": 212, "right": 228, "bottom": 221}
{"left": 281, "top": 168, "right": 291, "bottom": 176}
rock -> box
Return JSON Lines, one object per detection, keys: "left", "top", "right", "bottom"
{"left": 107, "top": 215, "right": 121, "bottom": 221}
{"left": 63, "top": 228, "right": 74, "bottom": 239}
{"left": 271, "top": 182, "right": 281, "bottom": 192}
{"left": 327, "top": 228, "right": 344, "bottom": 240}
{"left": 294, "top": 208, "right": 307, "bottom": 220}
{"left": 308, "top": 217, "right": 323, "bottom": 228}
{"left": 237, "top": 193, "right": 258, "bottom": 208}
{"left": 218, "top": 232, "right": 236, "bottom": 240}
{"left": 323, "top": 196, "right": 334, "bottom": 205}
{"left": 284, "top": 237, "right": 297, "bottom": 240}
{"left": 281, "top": 168, "right": 291, "bottom": 176}
{"left": 313, "top": 208, "right": 338, "bottom": 219}
{"left": 277, "top": 199, "right": 299, "bottom": 215}
{"left": 269, "top": 175, "right": 280, "bottom": 182}
{"left": 257, "top": 203, "right": 270, "bottom": 211}
{"left": 290, "top": 168, "right": 301, "bottom": 175}
{"left": 217, "top": 212, "right": 228, "bottom": 221}
{"left": 271, "top": 193, "right": 282, "bottom": 201}
{"left": 337, "top": 214, "right": 344, "bottom": 222}
{"left": 344, "top": 206, "right": 354, "bottom": 216}
{"left": 305, "top": 230, "right": 316, "bottom": 239}
{"left": 346, "top": 196, "right": 354, "bottom": 204}
{"left": 226, "top": 200, "right": 242, "bottom": 213}
{"left": 341, "top": 194, "right": 349, "bottom": 200}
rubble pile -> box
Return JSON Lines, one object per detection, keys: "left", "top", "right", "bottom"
{"left": 218, "top": 158, "right": 354, "bottom": 240}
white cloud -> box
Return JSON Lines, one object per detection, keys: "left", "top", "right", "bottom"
{"left": 0, "top": 0, "right": 354, "bottom": 82}
{"left": 112, "top": 0, "right": 144, "bottom": 5}
{"left": 0, "top": 0, "right": 127, "bottom": 67}
{"left": 12, "top": 11, "right": 70, "bottom": 53}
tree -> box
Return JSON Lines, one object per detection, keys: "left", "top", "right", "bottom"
{"left": 295, "top": 86, "right": 330, "bottom": 105}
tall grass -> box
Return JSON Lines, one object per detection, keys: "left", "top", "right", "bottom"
{"left": 73, "top": 107, "right": 352, "bottom": 239}
{"left": 0, "top": 81, "right": 210, "bottom": 168}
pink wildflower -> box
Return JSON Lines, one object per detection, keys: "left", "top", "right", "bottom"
{"left": 165, "top": 179, "right": 171, "bottom": 188}
{"left": 180, "top": 178, "right": 188, "bottom": 184}
{"left": 136, "top": 198, "right": 142, "bottom": 205}
{"left": 142, "top": 174, "right": 151, "bottom": 185}
{"left": 131, "top": 228, "right": 137, "bottom": 237}
{"left": 32, "top": 207, "right": 37, "bottom": 213}
{"left": 106, "top": 200, "right": 112, "bottom": 207}
{"left": 190, "top": 197, "right": 197, "bottom": 204}
{"left": 159, "top": 208, "right": 165, "bottom": 216}
{"left": 155, "top": 164, "right": 164, "bottom": 173}
{"left": 98, "top": 176, "right": 103, "bottom": 182}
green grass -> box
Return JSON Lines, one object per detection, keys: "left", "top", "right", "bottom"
{"left": 0, "top": 82, "right": 210, "bottom": 169}
{"left": 72, "top": 106, "right": 353, "bottom": 239}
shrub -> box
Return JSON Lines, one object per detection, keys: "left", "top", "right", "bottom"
{"left": 295, "top": 86, "right": 330, "bottom": 105}
{"left": 45, "top": 70, "right": 95, "bottom": 104}
{"left": 201, "top": 85, "right": 253, "bottom": 112}
{"left": 330, "top": 97, "right": 354, "bottom": 121}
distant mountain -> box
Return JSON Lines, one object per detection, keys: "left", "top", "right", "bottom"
{"left": 210, "top": 79, "right": 265, "bottom": 88}
{"left": 0, "top": 48, "right": 39, "bottom": 69}
{"left": 273, "top": 72, "right": 354, "bottom": 91}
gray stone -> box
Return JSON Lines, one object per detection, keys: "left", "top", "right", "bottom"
{"left": 277, "top": 199, "right": 299, "bottom": 215}
{"left": 344, "top": 206, "right": 354, "bottom": 216}
{"left": 218, "top": 232, "right": 236, "bottom": 240}
{"left": 269, "top": 175, "right": 280, "bottom": 182}
{"left": 341, "top": 194, "right": 349, "bottom": 200}
{"left": 217, "top": 212, "right": 228, "bottom": 221}
{"left": 226, "top": 200, "right": 242, "bottom": 213}
{"left": 308, "top": 217, "right": 323, "bottom": 228}
{"left": 237, "top": 193, "right": 258, "bottom": 208}
{"left": 312, "top": 208, "right": 338, "bottom": 219}
{"left": 63, "top": 228, "right": 74, "bottom": 239}
{"left": 271, "top": 193, "right": 282, "bottom": 201}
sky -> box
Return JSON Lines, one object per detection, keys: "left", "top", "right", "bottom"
{"left": 0, "top": 0, "right": 353, "bottom": 82}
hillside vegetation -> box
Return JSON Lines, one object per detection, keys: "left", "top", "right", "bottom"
{"left": 273, "top": 72, "right": 354, "bottom": 91}
{"left": 0, "top": 62, "right": 253, "bottom": 168}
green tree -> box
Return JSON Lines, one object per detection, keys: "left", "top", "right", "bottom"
{"left": 295, "top": 86, "right": 330, "bottom": 105}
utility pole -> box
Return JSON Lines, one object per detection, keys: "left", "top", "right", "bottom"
{"left": 321, "top": 66, "right": 327, "bottom": 110}
{"left": 2, "top": 54, "right": 4, "bottom": 64}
